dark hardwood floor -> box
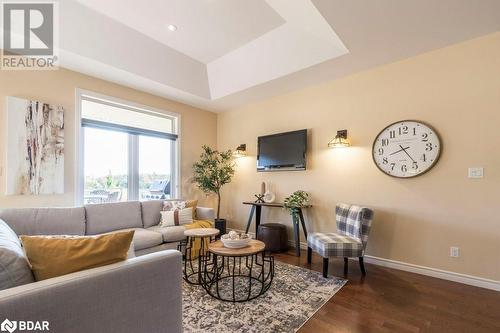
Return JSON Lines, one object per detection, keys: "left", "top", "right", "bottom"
{"left": 275, "top": 250, "right": 500, "bottom": 333}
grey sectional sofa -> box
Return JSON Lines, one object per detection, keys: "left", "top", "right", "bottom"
{"left": 0, "top": 200, "right": 215, "bottom": 333}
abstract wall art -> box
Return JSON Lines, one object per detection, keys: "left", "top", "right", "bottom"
{"left": 6, "top": 96, "right": 64, "bottom": 195}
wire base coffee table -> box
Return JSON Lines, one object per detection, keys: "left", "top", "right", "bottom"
{"left": 201, "top": 239, "right": 274, "bottom": 302}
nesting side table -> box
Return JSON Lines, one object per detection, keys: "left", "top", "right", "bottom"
{"left": 201, "top": 239, "right": 274, "bottom": 302}
{"left": 178, "top": 228, "right": 219, "bottom": 285}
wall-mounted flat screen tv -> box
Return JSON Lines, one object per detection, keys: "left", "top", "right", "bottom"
{"left": 257, "top": 129, "right": 307, "bottom": 172}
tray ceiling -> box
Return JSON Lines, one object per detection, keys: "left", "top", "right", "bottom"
{"left": 57, "top": 0, "right": 500, "bottom": 111}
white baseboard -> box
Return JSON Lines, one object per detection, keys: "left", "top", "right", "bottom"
{"left": 228, "top": 227, "right": 500, "bottom": 292}
{"left": 362, "top": 255, "right": 500, "bottom": 292}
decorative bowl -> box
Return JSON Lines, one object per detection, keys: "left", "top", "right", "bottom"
{"left": 221, "top": 232, "right": 251, "bottom": 248}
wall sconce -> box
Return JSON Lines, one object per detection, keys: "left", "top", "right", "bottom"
{"left": 328, "top": 130, "right": 350, "bottom": 148}
{"left": 233, "top": 144, "right": 247, "bottom": 157}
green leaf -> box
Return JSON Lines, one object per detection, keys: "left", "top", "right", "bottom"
{"left": 283, "top": 190, "right": 309, "bottom": 217}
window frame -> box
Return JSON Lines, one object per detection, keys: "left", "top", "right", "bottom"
{"left": 75, "top": 89, "right": 181, "bottom": 205}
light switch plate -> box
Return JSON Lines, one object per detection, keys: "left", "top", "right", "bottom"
{"left": 468, "top": 167, "right": 484, "bottom": 178}
{"left": 450, "top": 246, "right": 460, "bottom": 258}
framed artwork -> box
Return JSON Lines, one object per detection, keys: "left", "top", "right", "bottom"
{"left": 6, "top": 96, "right": 64, "bottom": 195}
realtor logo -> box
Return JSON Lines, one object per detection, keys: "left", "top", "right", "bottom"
{"left": 0, "top": 319, "right": 17, "bottom": 333}
{"left": 1, "top": 1, "right": 59, "bottom": 70}
{"left": 0, "top": 318, "right": 50, "bottom": 332}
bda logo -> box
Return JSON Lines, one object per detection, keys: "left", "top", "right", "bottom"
{"left": 0, "top": 319, "right": 17, "bottom": 333}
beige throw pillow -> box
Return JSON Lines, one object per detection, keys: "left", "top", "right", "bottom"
{"left": 163, "top": 200, "right": 198, "bottom": 219}
{"left": 160, "top": 207, "right": 193, "bottom": 227}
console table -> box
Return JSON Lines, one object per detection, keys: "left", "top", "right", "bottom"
{"left": 243, "top": 201, "right": 310, "bottom": 256}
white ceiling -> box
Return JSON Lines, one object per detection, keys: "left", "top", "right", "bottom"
{"left": 76, "top": 0, "right": 286, "bottom": 63}
{"left": 59, "top": 0, "right": 500, "bottom": 112}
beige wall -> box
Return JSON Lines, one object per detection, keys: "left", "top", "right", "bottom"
{"left": 0, "top": 68, "right": 217, "bottom": 208}
{"left": 217, "top": 33, "right": 500, "bottom": 281}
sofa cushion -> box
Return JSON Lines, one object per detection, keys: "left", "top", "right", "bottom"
{"left": 0, "top": 219, "right": 35, "bottom": 290}
{"left": 148, "top": 225, "right": 186, "bottom": 243}
{"left": 85, "top": 201, "right": 142, "bottom": 235}
{"left": 0, "top": 207, "right": 86, "bottom": 236}
{"left": 114, "top": 228, "right": 163, "bottom": 251}
{"left": 141, "top": 200, "right": 163, "bottom": 228}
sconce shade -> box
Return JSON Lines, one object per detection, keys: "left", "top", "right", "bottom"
{"left": 233, "top": 144, "right": 247, "bottom": 157}
{"left": 328, "top": 130, "right": 350, "bottom": 148}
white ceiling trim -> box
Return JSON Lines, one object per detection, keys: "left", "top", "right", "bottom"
{"left": 59, "top": 49, "right": 217, "bottom": 112}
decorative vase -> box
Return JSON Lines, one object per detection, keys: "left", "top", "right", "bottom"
{"left": 263, "top": 182, "right": 275, "bottom": 203}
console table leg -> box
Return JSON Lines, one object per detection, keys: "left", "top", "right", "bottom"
{"left": 298, "top": 209, "right": 308, "bottom": 239}
{"left": 255, "top": 205, "right": 262, "bottom": 236}
{"left": 292, "top": 214, "right": 300, "bottom": 256}
{"left": 245, "top": 205, "right": 256, "bottom": 234}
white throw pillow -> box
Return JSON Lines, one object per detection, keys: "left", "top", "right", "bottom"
{"left": 160, "top": 207, "right": 193, "bottom": 227}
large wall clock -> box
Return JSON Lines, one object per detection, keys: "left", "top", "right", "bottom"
{"left": 372, "top": 120, "right": 441, "bottom": 178}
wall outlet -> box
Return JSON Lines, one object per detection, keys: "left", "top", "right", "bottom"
{"left": 450, "top": 246, "right": 460, "bottom": 258}
{"left": 468, "top": 167, "right": 484, "bottom": 178}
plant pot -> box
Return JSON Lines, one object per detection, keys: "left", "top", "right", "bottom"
{"left": 214, "top": 218, "right": 227, "bottom": 237}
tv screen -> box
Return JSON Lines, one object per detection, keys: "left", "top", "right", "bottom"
{"left": 257, "top": 129, "right": 307, "bottom": 171}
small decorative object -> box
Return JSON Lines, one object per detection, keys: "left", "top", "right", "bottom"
{"left": 221, "top": 232, "right": 251, "bottom": 248}
{"left": 193, "top": 145, "right": 235, "bottom": 223}
{"left": 328, "top": 130, "right": 350, "bottom": 148}
{"left": 263, "top": 182, "right": 276, "bottom": 203}
{"left": 372, "top": 120, "right": 441, "bottom": 178}
{"left": 254, "top": 194, "right": 265, "bottom": 203}
{"left": 263, "top": 191, "right": 276, "bottom": 203}
{"left": 6, "top": 96, "right": 64, "bottom": 195}
{"left": 284, "top": 190, "right": 310, "bottom": 219}
{"left": 232, "top": 144, "right": 247, "bottom": 158}
{"left": 254, "top": 181, "right": 266, "bottom": 203}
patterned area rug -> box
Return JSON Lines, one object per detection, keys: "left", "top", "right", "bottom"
{"left": 182, "top": 260, "right": 347, "bottom": 333}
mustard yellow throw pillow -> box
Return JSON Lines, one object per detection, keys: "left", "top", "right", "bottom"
{"left": 20, "top": 231, "right": 134, "bottom": 281}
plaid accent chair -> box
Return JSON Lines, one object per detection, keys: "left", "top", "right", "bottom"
{"left": 307, "top": 203, "right": 374, "bottom": 277}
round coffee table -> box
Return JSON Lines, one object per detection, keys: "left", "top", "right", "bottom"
{"left": 178, "top": 228, "right": 219, "bottom": 285}
{"left": 201, "top": 239, "right": 274, "bottom": 302}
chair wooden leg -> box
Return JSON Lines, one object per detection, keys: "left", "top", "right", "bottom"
{"left": 307, "top": 247, "right": 312, "bottom": 264}
{"left": 344, "top": 257, "right": 348, "bottom": 274}
{"left": 322, "top": 257, "right": 329, "bottom": 278}
{"left": 359, "top": 257, "right": 366, "bottom": 275}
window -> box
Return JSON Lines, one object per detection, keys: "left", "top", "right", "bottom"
{"left": 76, "top": 91, "right": 180, "bottom": 205}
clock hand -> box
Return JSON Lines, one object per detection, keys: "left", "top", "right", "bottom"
{"left": 399, "top": 145, "right": 416, "bottom": 163}
{"left": 389, "top": 146, "right": 410, "bottom": 156}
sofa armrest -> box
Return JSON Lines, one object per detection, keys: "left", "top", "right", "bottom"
{"left": 0, "top": 250, "right": 182, "bottom": 333}
{"left": 196, "top": 206, "right": 215, "bottom": 221}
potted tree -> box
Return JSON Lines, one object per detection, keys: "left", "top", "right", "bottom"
{"left": 192, "top": 145, "right": 235, "bottom": 229}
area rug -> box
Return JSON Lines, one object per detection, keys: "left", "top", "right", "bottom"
{"left": 182, "top": 260, "right": 347, "bottom": 333}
